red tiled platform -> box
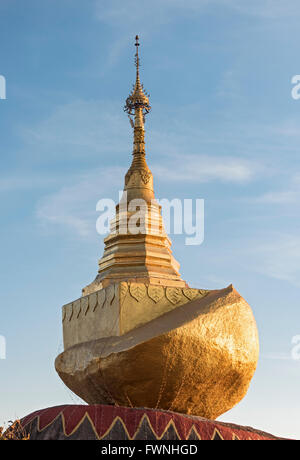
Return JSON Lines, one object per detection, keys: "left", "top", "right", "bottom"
{"left": 20, "top": 404, "right": 284, "bottom": 440}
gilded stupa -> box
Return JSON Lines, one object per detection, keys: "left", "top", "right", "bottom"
{"left": 83, "top": 36, "right": 185, "bottom": 293}
{"left": 55, "top": 37, "right": 259, "bottom": 420}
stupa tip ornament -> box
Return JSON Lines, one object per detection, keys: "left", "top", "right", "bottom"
{"left": 55, "top": 37, "right": 259, "bottom": 421}
{"left": 124, "top": 35, "right": 151, "bottom": 117}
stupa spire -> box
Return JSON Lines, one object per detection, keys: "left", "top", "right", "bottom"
{"left": 124, "top": 36, "right": 152, "bottom": 184}
{"left": 82, "top": 35, "right": 185, "bottom": 291}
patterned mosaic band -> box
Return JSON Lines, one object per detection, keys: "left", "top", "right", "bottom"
{"left": 21, "top": 404, "right": 283, "bottom": 440}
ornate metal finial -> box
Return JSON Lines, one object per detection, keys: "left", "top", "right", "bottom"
{"left": 124, "top": 35, "right": 151, "bottom": 119}
{"left": 135, "top": 35, "right": 140, "bottom": 79}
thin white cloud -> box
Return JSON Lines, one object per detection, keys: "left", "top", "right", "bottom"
{"left": 35, "top": 152, "right": 257, "bottom": 239}
{"left": 36, "top": 167, "right": 123, "bottom": 238}
{"left": 256, "top": 174, "right": 300, "bottom": 204}
{"left": 257, "top": 190, "right": 299, "bottom": 204}
{"left": 223, "top": 0, "right": 300, "bottom": 19}
{"left": 95, "top": 0, "right": 208, "bottom": 28}
{"left": 19, "top": 99, "right": 130, "bottom": 161}
{"left": 261, "top": 352, "right": 293, "bottom": 361}
{"left": 34, "top": 154, "right": 258, "bottom": 241}
{"left": 18, "top": 97, "right": 263, "bottom": 181}
{"left": 153, "top": 154, "right": 259, "bottom": 184}
{"left": 239, "top": 233, "right": 300, "bottom": 287}
{"left": 95, "top": 0, "right": 300, "bottom": 29}
{"left": 275, "top": 120, "right": 300, "bottom": 138}
{"left": 0, "top": 175, "right": 56, "bottom": 192}
{"left": 215, "top": 69, "right": 243, "bottom": 100}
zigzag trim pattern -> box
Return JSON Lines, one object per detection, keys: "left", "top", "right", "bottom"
{"left": 23, "top": 413, "right": 203, "bottom": 440}
{"left": 20, "top": 405, "right": 281, "bottom": 440}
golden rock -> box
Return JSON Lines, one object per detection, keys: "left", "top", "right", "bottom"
{"left": 55, "top": 36, "right": 259, "bottom": 419}
{"left": 55, "top": 285, "right": 258, "bottom": 419}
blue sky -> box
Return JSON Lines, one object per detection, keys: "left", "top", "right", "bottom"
{"left": 1, "top": 0, "right": 300, "bottom": 439}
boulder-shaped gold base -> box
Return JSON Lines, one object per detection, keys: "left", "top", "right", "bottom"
{"left": 55, "top": 285, "right": 258, "bottom": 420}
